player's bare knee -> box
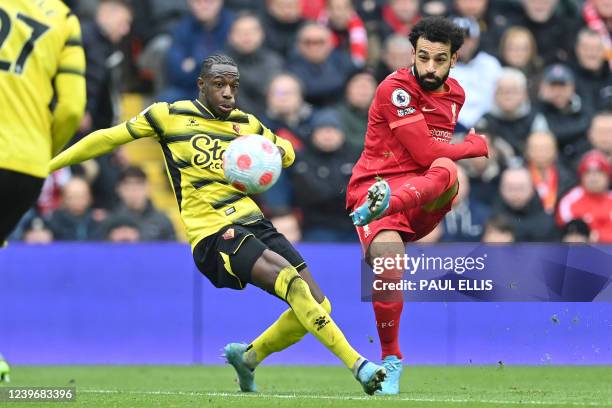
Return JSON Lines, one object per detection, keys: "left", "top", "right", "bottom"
{"left": 368, "top": 230, "right": 405, "bottom": 280}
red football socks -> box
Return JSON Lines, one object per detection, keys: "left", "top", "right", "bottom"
{"left": 373, "top": 300, "right": 404, "bottom": 360}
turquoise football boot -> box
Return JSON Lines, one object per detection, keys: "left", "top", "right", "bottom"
{"left": 355, "top": 360, "right": 386, "bottom": 395}
{"left": 351, "top": 179, "right": 391, "bottom": 226}
{"left": 375, "top": 355, "right": 403, "bottom": 395}
{"left": 223, "top": 343, "right": 256, "bottom": 392}
{"left": 0, "top": 354, "right": 10, "bottom": 383}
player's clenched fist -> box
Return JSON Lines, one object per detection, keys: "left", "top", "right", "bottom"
{"left": 464, "top": 128, "right": 489, "bottom": 158}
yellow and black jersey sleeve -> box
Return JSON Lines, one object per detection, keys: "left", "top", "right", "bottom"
{"left": 246, "top": 114, "right": 295, "bottom": 168}
{"left": 50, "top": 103, "right": 169, "bottom": 172}
{"left": 57, "top": 12, "right": 85, "bottom": 76}
{"left": 52, "top": 11, "right": 86, "bottom": 155}
{"left": 125, "top": 102, "right": 169, "bottom": 140}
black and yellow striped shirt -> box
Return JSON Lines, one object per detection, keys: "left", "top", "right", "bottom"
{"left": 50, "top": 99, "right": 295, "bottom": 248}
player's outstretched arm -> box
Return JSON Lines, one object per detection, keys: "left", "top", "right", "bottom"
{"left": 391, "top": 114, "right": 488, "bottom": 167}
{"left": 50, "top": 102, "right": 167, "bottom": 172}
{"left": 51, "top": 14, "right": 86, "bottom": 155}
{"left": 49, "top": 123, "right": 134, "bottom": 172}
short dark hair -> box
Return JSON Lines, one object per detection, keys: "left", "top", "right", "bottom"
{"left": 485, "top": 214, "right": 514, "bottom": 234}
{"left": 199, "top": 54, "right": 237, "bottom": 77}
{"left": 562, "top": 219, "right": 590, "bottom": 238}
{"left": 99, "top": 0, "right": 132, "bottom": 12}
{"left": 409, "top": 17, "right": 465, "bottom": 55}
{"left": 119, "top": 165, "right": 147, "bottom": 183}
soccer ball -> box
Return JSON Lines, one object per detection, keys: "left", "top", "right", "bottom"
{"left": 223, "top": 134, "right": 282, "bottom": 194}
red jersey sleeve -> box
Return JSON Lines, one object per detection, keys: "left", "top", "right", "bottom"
{"left": 376, "top": 80, "right": 487, "bottom": 167}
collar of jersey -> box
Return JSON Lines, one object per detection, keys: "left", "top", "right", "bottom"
{"left": 192, "top": 99, "right": 239, "bottom": 121}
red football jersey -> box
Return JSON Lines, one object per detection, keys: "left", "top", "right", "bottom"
{"left": 346, "top": 68, "right": 466, "bottom": 209}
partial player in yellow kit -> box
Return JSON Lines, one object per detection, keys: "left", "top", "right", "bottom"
{"left": 0, "top": 0, "right": 85, "bottom": 243}
{"left": 49, "top": 54, "right": 387, "bottom": 395}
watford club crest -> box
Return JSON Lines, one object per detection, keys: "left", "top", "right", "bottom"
{"left": 232, "top": 123, "right": 241, "bottom": 134}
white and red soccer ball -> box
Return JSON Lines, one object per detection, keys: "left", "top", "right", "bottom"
{"left": 223, "top": 134, "right": 282, "bottom": 194}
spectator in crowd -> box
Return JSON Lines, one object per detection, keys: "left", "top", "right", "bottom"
{"left": 261, "top": 0, "right": 305, "bottom": 57}
{"left": 287, "top": 22, "right": 356, "bottom": 106}
{"left": 262, "top": 73, "right": 314, "bottom": 148}
{"left": 451, "top": 0, "right": 510, "bottom": 57}
{"left": 451, "top": 17, "right": 502, "bottom": 131}
{"left": 557, "top": 150, "right": 612, "bottom": 242}
{"left": 270, "top": 211, "right": 302, "bottom": 243}
{"left": 588, "top": 111, "right": 612, "bottom": 160}
{"left": 572, "top": 28, "right": 612, "bottom": 111}
{"left": 336, "top": 71, "right": 377, "bottom": 149}
{"left": 317, "top": 0, "right": 368, "bottom": 67}
{"left": 21, "top": 217, "right": 54, "bottom": 245}
{"left": 561, "top": 218, "right": 592, "bottom": 243}
{"left": 134, "top": 1, "right": 191, "bottom": 94}
{"left": 525, "top": 131, "right": 576, "bottom": 214}
{"left": 507, "top": 0, "right": 579, "bottom": 65}
{"left": 538, "top": 63, "right": 594, "bottom": 166}
{"left": 379, "top": 0, "right": 421, "bottom": 40}
{"left": 481, "top": 213, "right": 515, "bottom": 243}
{"left": 79, "top": 0, "right": 132, "bottom": 135}
{"left": 461, "top": 141, "right": 503, "bottom": 206}
{"left": 225, "top": 0, "right": 265, "bottom": 14}
{"left": 476, "top": 68, "right": 549, "bottom": 156}
{"left": 441, "top": 165, "right": 490, "bottom": 242}
{"left": 225, "top": 13, "right": 283, "bottom": 117}
{"left": 76, "top": 0, "right": 133, "bottom": 210}
{"left": 131, "top": 1, "right": 189, "bottom": 45}
{"left": 109, "top": 166, "right": 176, "bottom": 241}
{"left": 352, "top": 0, "right": 387, "bottom": 27}
{"left": 259, "top": 73, "right": 314, "bottom": 216}
{"left": 160, "top": 0, "right": 234, "bottom": 102}
{"left": 582, "top": 0, "right": 612, "bottom": 69}
{"left": 374, "top": 34, "right": 414, "bottom": 82}
{"left": 101, "top": 214, "right": 142, "bottom": 242}
{"left": 491, "top": 166, "right": 558, "bottom": 241}
{"left": 290, "top": 109, "right": 360, "bottom": 241}
{"left": 48, "top": 178, "right": 102, "bottom": 241}
{"left": 498, "top": 26, "right": 543, "bottom": 98}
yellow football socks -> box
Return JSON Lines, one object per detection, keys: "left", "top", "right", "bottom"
{"left": 272, "top": 266, "right": 361, "bottom": 370}
{"left": 245, "top": 297, "right": 331, "bottom": 367}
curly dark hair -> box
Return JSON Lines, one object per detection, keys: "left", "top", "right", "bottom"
{"left": 199, "top": 54, "right": 237, "bottom": 77}
{"left": 409, "top": 17, "right": 465, "bottom": 55}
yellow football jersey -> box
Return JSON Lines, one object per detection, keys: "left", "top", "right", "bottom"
{"left": 0, "top": 0, "right": 86, "bottom": 178}
{"left": 49, "top": 99, "right": 295, "bottom": 248}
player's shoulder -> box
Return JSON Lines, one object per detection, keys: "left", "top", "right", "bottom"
{"left": 231, "top": 110, "right": 261, "bottom": 128}
{"left": 379, "top": 68, "right": 418, "bottom": 90}
{"left": 167, "top": 99, "right": 195, "bottom": 114}
{"left": 377, "top": 68, "right": 421, "bottom": 101}
{"left": 139, "top": 101, "right": 171, "bottom": 127}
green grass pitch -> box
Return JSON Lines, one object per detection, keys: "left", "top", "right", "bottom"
{"left": 3, "top": 365, "right": 612, "bottom": 407}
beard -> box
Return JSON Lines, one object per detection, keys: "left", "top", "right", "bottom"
{"left": 413, "top": 65, "right": 450, "bottom": 92}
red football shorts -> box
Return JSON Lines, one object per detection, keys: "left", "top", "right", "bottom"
{"left": 351, "top": 174, "right": 458, "bottom": 253}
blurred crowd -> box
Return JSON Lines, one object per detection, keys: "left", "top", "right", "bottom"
{"left": 12, "top": 0, "right": 612, "bottom": 244}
